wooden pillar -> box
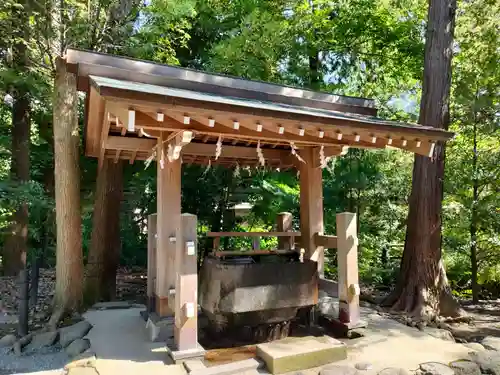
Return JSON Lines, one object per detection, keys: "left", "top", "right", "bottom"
{"left": 156, "top": 135, "right": 182, "bottom": 317}
{"left": 276, "top": 212, "right": 293, "bottom": 250}
{"left": 299, "top": 147, "right": 324, "bottom": 276}
{"left": 174, "top": 214, "right": 199, "bottom": 351}
{"left": 147, "top": 214, "right": 157, "bottom": 313}
{"left": 336, "top": 212, "right": 360, "bottom": 326}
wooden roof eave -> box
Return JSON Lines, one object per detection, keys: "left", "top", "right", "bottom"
{"left": 90, "top": 83, "right": 453, "bottom": 152}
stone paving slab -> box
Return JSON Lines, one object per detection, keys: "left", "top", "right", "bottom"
{"left": 257, "top": 336, "right": 347, "bottom": 374}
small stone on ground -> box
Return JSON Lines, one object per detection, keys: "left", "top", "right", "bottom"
{"left": 423, "top": 328, "right": 455, "bottom": 342}
{"left": 25, "top": 331, "right": 59, "bottom": 352}
{"left": 449, "top": 360, "right": 481, "bottom": 375}
{"left": 378, "top": 368, "right": 409, "bottom": 375}
{"left": 481, "top": 336, "right": 500, "bottom": 351}
{"left": 65, "top": 338, "right": 91, "bottom": 357}
{"left": 463, "top": 343, "right": 485, "bottom": 352}
{"left": 59, "top": 321, "right": 92, "bottom": 348}
{"left": 66, "top": 366, "right": 99, "bottom": 375}
{"left": 320, "top": 365, "right": 359, "bottom": 375}
{"left": 417, "top": 362, "right": 455, "bottom": 375}
{"left": 355, "top": 362, "right": 373, "bottom": 371}
{"left": 468, "top": 350, "right": 500, "bottom": 375}
{"left": 64, "top": 351, "right": 96, "bottom": 370}
{"left": 0, "top": 334, "right": 16, "bottom": 348}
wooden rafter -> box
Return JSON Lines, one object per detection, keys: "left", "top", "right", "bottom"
{"left": 98, "top": 89, "right": 450, "bottom": 142}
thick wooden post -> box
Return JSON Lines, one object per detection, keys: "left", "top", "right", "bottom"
{"left": 156, "top": 135, "right": 182, "bottom": 317}
{"left": 299, "top": 147, "right": 324, "bottom": 276}
{"left": 276, "top": 212, "right": 293, "bottom": 250}
{"left": 336, "top": 212, "right": 360, "bottom": 326}
{"left": 174, "top": 214, "right": 199, "bottom": 351}
{"left": 147, "top": 214, "right": 157, "bottom": 313}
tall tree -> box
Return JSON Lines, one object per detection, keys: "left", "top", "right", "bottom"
{"left": 49, "top": 58, "right": 83, "bottom": 325}
{"left": 384, "top": 0, "right": 462, "bottom": 318}
{"left": 444, "top": 0, "right": 500, "bottom": 303}
{"left": 85, "top": 160, "right": 123, "bottom": 303}
{"left": 3, "top": 0, "right": 31, "bottom": 276}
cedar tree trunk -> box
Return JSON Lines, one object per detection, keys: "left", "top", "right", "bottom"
{"left": 85, "top": 159, "right": 124, "bottom": 304}
{"left": 3, "top": 0, "right": 30, "bottom": 276}
{"left": 49, "top": 58, "right": 83, "bottom": 326}
{"left": 385, "top": 0, "right": 464, "bottom": 319}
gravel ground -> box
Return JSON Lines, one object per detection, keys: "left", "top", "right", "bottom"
{"left": 0, "top": 346, "right": 68, "bottom": 375}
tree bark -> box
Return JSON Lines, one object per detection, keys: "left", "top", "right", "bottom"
{"left": 50, "top": 57, "right": 83, "bottom": 325}
{"left": 85, "top": 159, "right": 124, "bottom": 304}
{"left": 384, "top": 0, "right": 463, "bottom": 319}
{"left": 3, "top": 0, "right": 31, "bottom": 276}
{"left": 470, "top": 120, "right": 479, "bottom": 303}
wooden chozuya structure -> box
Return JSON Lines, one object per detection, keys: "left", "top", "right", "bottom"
{"left": 63, "top": 49, "right": 454, "bottom": 359}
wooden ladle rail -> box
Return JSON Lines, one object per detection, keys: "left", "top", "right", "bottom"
{"left": 207, "top": 231, "right": 301, "bottom": 257}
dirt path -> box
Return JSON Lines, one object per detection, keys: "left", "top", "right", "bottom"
{"left": 450, "top": 300, "right": 500, "bottom": 341}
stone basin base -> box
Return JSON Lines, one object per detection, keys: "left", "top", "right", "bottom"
{"left": 199, "top": 255, "right": 319, "bottom": 341}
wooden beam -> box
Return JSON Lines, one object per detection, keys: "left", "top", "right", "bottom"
{"left": 86, "top": 87, "right": 106, "bottom": 158}
{"left": 133, "top": 110, "right": 355, "bottom": 148}
{"left": 98, "top": 102, "right": 113, "bottom": 169}
{"left": 113, "top": 149, "right": 121, "bottom": 163}
{"left": 106, "top": 136, "right": 156, "bottom": 151}
{"left": 207, "top": 231, "right": 301, "bottom": 237}
{"left": 99, "top": 92, "right": 451, "bottom": 144}
{"left": 214, "top": 250, "right": 296, "bottom": 257}
{"left": 130, "top": 150, "right": 137, "bottom": 164}
{"left": 183, "top": 142, "right": 291, "bottom": 161}
{"left": 104, "top": 136, "right": 299, "bottom": 165}
{"left": 314, "top": 233, "right": 337, "bottom": 249}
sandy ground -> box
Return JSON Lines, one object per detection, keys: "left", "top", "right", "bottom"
{"left": 83, "top": 308, "right": 186, "bottom": 375}
{"left": 80, "top": 305, "right": 477, "bottom": 375}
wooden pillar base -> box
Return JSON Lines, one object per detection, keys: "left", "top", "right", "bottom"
{"left": 318, "top": 315, "right": 367, "bottom": 338}
{"left": 155, "top": 295, "right": 174, "bottom": 317}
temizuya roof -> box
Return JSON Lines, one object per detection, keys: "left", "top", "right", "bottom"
{"left": 65, "top": 49, "right": 454, "bottom": 168}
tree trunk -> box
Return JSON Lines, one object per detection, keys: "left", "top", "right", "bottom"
{"left": 470, "top": 121, "right": 479, "bottom": 303}
{"left": 3, "top": 0, "right": 31, "bottom": 276}
{"left": 50, "top": 57, "right": 83, "bottom": 326}
{"left": 85, "top": 159, "right": 124, "bottom": 304}
{"left": 384, "top": 0, "right": 463, "bottom": 319}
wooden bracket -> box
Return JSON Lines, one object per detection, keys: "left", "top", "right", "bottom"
{"left": 165, "top": 131, "right": 193, "bottom": 162}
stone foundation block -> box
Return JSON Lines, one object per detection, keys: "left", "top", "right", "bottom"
{"left": 145, "top": 313, "right": 174, "bottom": 342}
{"left": 256, "top": 335, "right": 347, "bottom": 374}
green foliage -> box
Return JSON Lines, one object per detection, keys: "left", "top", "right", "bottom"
{"left": 0, "top": 0, "right": 498, "bottom": 301}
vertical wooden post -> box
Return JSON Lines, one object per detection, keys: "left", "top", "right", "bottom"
{"left": 276, "top": 212, "right": 293, "bottom": 250}
{"left": 336, "top": 212, "right": 360, "bottom": 326}
{"left": 147, "top": 214, "right": 157, "bottom": 313}
{"left": 156, "top": 135, "right": 182, "bottom": 317}
{"left": 174, "top": 214, "right": 199, "bottom": 351}
{"left": 252, "top": 237, "right": 261, "bottom": 251}
{"left": 299, "top": 147, "right": 324, "bottom": 276}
